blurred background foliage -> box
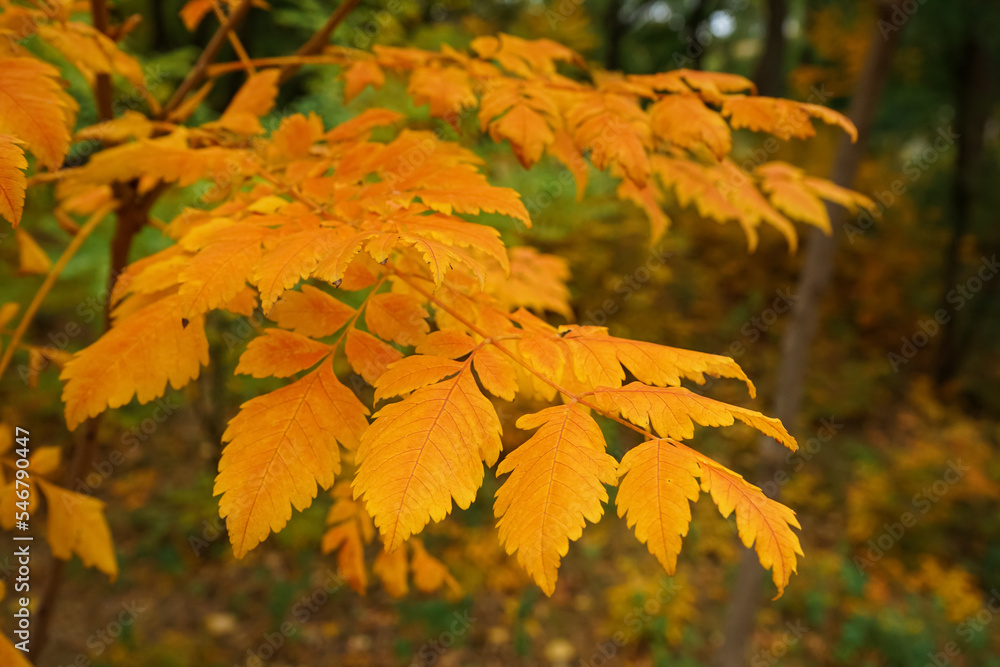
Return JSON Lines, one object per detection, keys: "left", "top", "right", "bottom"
{"left": 2, "top": 0, "right": 1000, "bottom": 666}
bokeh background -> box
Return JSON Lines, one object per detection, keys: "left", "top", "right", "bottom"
{"left": 2, "top": 0, "right": 1000, "bottom": 666}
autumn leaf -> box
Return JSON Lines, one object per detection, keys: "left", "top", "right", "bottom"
{"left": 60, "top": 294, "right": 209, "bottom": 430}
{"left": 495, "top": 403, "right": 618, "bottom": 596}
{"left": 589, "top": 383, "right": 796, "bottom": 448}
{"left": 215, "top": 360, "right": 369, "bottom": 557}
{"left": 16, "top": 228, "right": 51, "bottom": 275}
{"left": 38, "top": 479, "right": 118, "bottom": 579}
{"left": 235, "top": 329, "right": 332, "bottom": 378}
{"left": 679, "top": 443, "right": 803, "bottom": 598}
{"left": 354, "top": 368, "right": 501, "bottom": 551}
{"left": 0, "top": 134, "right": 27, "bottom": 226}
{"left": 0, "top": 56, "right": 77, "bottom": 170}
{"left": 616, "top": 439, "right": 701, "bottom": 574}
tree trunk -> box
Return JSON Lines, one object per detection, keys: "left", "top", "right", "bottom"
{"left": 711, "top": 3, "right": 902, "bottom": 665}
{"left": 604, "top": 0, "right": 625, "bottom": 71}
{"left": 752, "top": 0, "right": 788, "bottom": 97}
{"left": 682, "top": 0, "right": 709, "bottom": 71}
{"left": 934, "top": 32, "right": 994, "bottom": 387}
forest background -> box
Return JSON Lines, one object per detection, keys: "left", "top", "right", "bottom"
{"left": 1, "top": 0, "right": 999, "bottom": 666}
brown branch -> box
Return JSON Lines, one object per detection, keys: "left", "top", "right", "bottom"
{"left": 278, "top": 0, "right": 363, "bottom": 84}
{"left": 90, "top": 0, "right": 114, "bottom": 121}
{"left": 160, "top": 0, "right": 254, "bottom": 118}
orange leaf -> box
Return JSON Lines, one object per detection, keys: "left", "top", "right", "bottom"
{"left": 617, "top": 439, "right": 701, "bottom": 573}
{"left": 0, "top": 134, "right": 27, "bottom": 226}
{"left": 0, "top": 56, "right": 77, "bottom": 170}
{"left": 365, "top": 292, "right": 429, "bottom": 347}
{"left": 235, "top": 329, "right": 332, "bottom": 378}
{"left": 38, "top": 479, "right": 118, "bottom": 579}
{"left": 354, "top": 368, "right": 501, "bottom": 551}
{"left": 495, "top": 403, "right": 618, "bottom": 596}
{"left": 215, "top": 361, "right": 369, "bottom": 557}
{"left": 268, "top": 285, "right": 355, "bottom": 338}
{"left": 589, "top": 383, "right": 796, "bottom": 449}
{"left": 345, "top": 329, "right": 402, "bottom": 385}
{"left": 60, "top": 294, "right": 209, "bottom": 430}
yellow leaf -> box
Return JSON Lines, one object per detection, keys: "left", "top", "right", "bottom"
{"left": 616, "top": 439, "right": 700, "bottom": 573}
{"left": 0, "top": 134, "right": 27, "bottom": 226}
{"left": 373, "top": 355, "right": 464, "bottom": 402}
{"left": 0, "top": 625, "right": 33, "bottom": 667}
{"left": 410, "top": 539, "right": 461, "bottom": 596}
{"left": 38, "top": 478, "right": 118, "bottom": 579}
{"left": 649, "top": 94, "right": 731, "bottom": 159}
{"left": 30, "top": 446, "right": 62, "bottom": 477}
{"left": 178, "top": 228, "right": 265, "bottom": 316}
{"left": 253, "top": 228, "right": 344, "bottom": 311}
{"left": 235, "top": 329, "right": 332, "bottom": 378}
{"left": 722, "top": 97, "right": 856, "bottom": 142}
{"left": 414, "top": 330, "right": 477, "bottom": 359}
{"left": 617, "top": 179, "right": 670, "bottom": 242}
{"left": 678, "top": 443, "right": 803, "bottom": 598}
{"left": 364, "top": 292, "right": 429, "bottom": 347}
{"left": 0, "top": 56, "right": 77, "bottom": 169}
{"left": 557, "top": 326, "right": 755, "bottom": 396}
{"left": 213, "top": 69, "right": 281, "bottom": 135}
{"left": 16, "top": 228, "right": 51, "bottom": 275}
{"left": 472, "top": 345, "right": 517, "bottom": 401}
{"left": 373, "top": 544, "right": 408, "bottom": 597}
{"left": 60, "top": 294, "right": 209, "bottom": 430}
{"left": 268, "top": 285, "right": 355, "bottom": 338}
{"left": 180, "top": 0, "right": 214, "bottom": 31}
{"left": 408, "top": 66, "right": 477, "bottom": 119}
{"left": 321, "top": 482, "right": 373, "bottom": 594}
{"left": 345, "top": 329, "right": 401, "bottom": 385}
{"left": 354, "top": 368, "right": 501, "bottom": 551}
{"left": 488, "top": 102, "right": 555, "bottom": 168}
{"left": 342, "top": 59, "right": 385, "bottom": 103}
{"left": 215, "top": 360, "right": 369, "bottom": 557}
{"left": 495, "top": 403, "right": 618, "bottom": 596}
{"left": 589, "top": 383, "right": 796, "bottom": 449}
{"left": 0, "top": 302, "right": 19, "bottom": 330}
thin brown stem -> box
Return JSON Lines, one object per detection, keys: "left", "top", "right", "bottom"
{"left": 209, "top": 53, "right": 354, "bottom": 77}
{"left": 278, "top": 0, "right": 363, "bottom": 84}
{"left": 160, "top": 0, "right": 254, "bottom": 118}
{"left": 0, "top": 205, "right": 113, "bottom": 381}
{"left": 90, "top": 0, "right": 114, "bottom": 121}
{"left": 211, "top": 0, "right": 256, "bottom": 75}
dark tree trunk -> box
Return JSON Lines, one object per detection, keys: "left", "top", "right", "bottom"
{"left": 604, "top": 0, "right": 625, "bottom": 70}
{"left": 934, "top": 32, "right": 994, "bottom": 387}
{"left": 682, "top": 0, "right": 709, "bottom": 71}
{"left": 711, "top": 3, "right": 902, "bottom": 665}
{"left": 753, "top": 0, "right": 788, "bottom": 97}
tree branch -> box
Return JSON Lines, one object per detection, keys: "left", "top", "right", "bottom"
{"left": 160, "top": 0, "right": 254, "bottom": 118}
{"left": 278, "top": 0, "right": 362, "bottom": 84}
{"left": 90, "top": 0, "right": 114, "bottom": 121}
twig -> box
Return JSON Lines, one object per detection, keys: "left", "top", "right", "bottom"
{"left": 278, "top": 0, "right": 363, "bottom": 84}
{"left": 90, "top": 0, "right": 114, "bottom": 121}
{"left": 160, "top": 0, "right": 254, "bottom": 118}
{"left": 211, "top": 0, "right": 256, "bottom": 75}
{"left": 0, "top": 205, "right": 113, "bottom": 382}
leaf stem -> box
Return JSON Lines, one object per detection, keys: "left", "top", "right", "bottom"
{"left": 89, "top": 0, "right": 114, "bottom": 122}
{"left": 0, "top": 204, "right": 114, "bottom": 383}
{"left": 160, "top": 0, "right": 255, "bottom": 118}
{"left": 393, "top": 271, "right": 654, "bottom": 440}
{"left": 278, "top": 0, "right": 363, "bottom": 84}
